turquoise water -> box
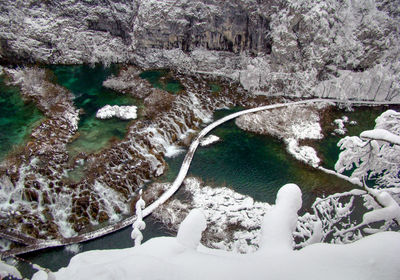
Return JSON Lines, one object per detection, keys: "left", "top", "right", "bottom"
{"left": 162, "top": 109, "right": 357, "bottom": 209}
{"left": 0, "top": 76, "right": 43, "bottom": 160}
{"left": 209, "top": 83, "right": 222, "bottom": 94}
{"left": 48, "top": 65, "right": 140, "bottom": 158}
{"left": 139, "top": 70, "right": 183, "bottom": 94}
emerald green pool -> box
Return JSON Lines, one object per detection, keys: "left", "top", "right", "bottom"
{"left": 0, "top": 76, "right": 43, "bottom": 160}
{"left": 48, "top": 65, "right": 140, "bottom": 158}
{"left": 162, "top": 109, "right": 357, "bottom": 209}
{"left": 139, "top": 70, "right": 183, "bottom": 94}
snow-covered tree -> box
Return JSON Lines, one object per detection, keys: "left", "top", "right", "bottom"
{"left": 335, "top": 109, "right": 400, "bottom": 188}
{"left": 294, "top": 110, "right": 400, "bottom": 246}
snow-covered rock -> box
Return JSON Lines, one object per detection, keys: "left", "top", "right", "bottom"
{"left": 1, "top": 0, "right": 399, "bottom": 101}
{"left": 200, "top": 135, "right": 220, "bottom": 147}
{"left": 236, "top": 103, "right": 324, "bottom": 166}
{"left": 286, "top": 139, "right": 320, "bottom": 167}
{"left": 152, "top": 177, "right": 271, "bottom": 253}
{"left": 96, "top": 105, "right": 137, "bottom": 120}
{"left": 333, "top": 116, "right": 349, "bottom": 135}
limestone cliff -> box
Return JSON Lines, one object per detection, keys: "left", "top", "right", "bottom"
{"left": 0, "top": 0, "right": 399, "bottom": 100}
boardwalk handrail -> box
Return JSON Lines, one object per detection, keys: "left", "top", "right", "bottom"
{"left": 2, "top": 98, "right": 400, "bottom": 258}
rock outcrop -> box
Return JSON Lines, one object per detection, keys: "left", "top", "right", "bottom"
{"left": 0, "top": 0, "right": 399, "bottom": 101}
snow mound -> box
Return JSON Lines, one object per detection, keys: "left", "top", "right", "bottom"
{"left": 177, "top": 209, "right": 207, "bottom": 249}
{"left": 96, "top": 105, "right": 137, "bottom": 120}
{"left": 47, "top": 184, "right": 400, "bottom": 280}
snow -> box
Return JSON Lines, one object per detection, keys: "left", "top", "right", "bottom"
{"left": 200, "top": 134, "right": 220, "bottom": 146}
{"left": 286, "top": 139, "right": 320, "bottom": 167}
{"left": 176, "top": 209, "right": 207, "bottom": 249}
{"left": 333, "top": 116, "right": 349, "bottom": 135}
{"left": 360, "top": 128, "right": 400, "bottom": 145}
{"left": 235, "top": 103, "right": 323, "bottom": 167}
{"left": 260, "top": 184, "right": 301, "bottom": 251}
{"left": 152, "top": 177, "right": 271, "bottom": 253}
{"left": 42, "top": 184, "right": 400, "bottom": 280}
{"left": 96, "top": 105, "right": 137, "bottom": 120}
{"left": 0, "top": 261, "right": 22, "bottom": 279}
{"left": 335, "top": 109, "right": 400, "bottom": 188}
{"left": 362, "top": 191, "right": 400, "bottom": 225}
{"left": 291, "top": 122, "right": 322, "bottom": 140}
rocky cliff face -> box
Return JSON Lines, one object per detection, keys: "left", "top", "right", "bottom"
{"left": 0, "top": 0, "right": 399, "bottom": 100}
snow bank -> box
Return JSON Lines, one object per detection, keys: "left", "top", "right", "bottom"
{"left": 47, "top": 184, "right": 400, "bottom": 280}
{"left": 96, "top": 105, "right": 137, "bottom": 120}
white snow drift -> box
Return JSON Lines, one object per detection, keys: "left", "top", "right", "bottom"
{"left": 35, "top": 184, "right": 400, "bottom": 280}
